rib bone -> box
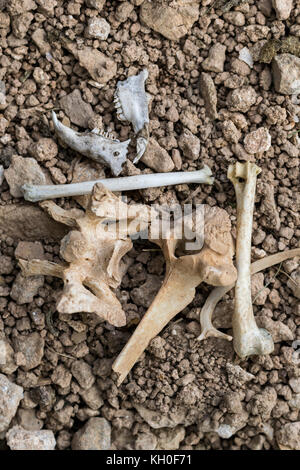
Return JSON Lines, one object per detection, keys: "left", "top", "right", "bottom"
{"left": 52, "top": 111, "right": 130, "bottom": 176}
{"left": 228, "top": 162, "right": 274, "bottom": 358}
{"left": 197, "top": 248, "right": 300, "bottom": 342}
{"left": 22, "top": 166, "right": 214, "bottom": 202}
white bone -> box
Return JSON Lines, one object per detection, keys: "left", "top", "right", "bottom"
{"left": 52, "top": 111, "right": 130, "bottom": 176}
{"left": 228, "top": 162, "right": 274, "bottom": 358}
{"left": 197, "top": 248, "right": 300, "bottom": 342}
{"left": 115, "top": 69, "right": 150, "bottom": 162}
{"left": 22, "top": 166, "right": 214, "bottom": 202}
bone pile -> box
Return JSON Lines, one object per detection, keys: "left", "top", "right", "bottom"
{"left": 52, "top": 70, "right": 150, "bottom": 176}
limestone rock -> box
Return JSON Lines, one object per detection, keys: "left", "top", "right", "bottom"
{"left": 135, "top": 432, "right": 157, "bottom": 450}
{"left": 71, "top": 417, "right": 111, "bottom": 450}
{"left": 130, "top": 275, "right": 162, "bottom": 308}
{"left": 85, "top": 0, "right": 105, "bottom": 10}
{"left": 85, "top": 17, "right": 110, "bottom": 40}
{"left": 272, "top": 0, "right": 293, "bottom": 20}
{"left": 4, "top": 155, "right": 49, "bottom": 198}
{"left": 156, "top": 426, "right": 185, "bottom": 450}
{"left": 77, "top": 46, "right": 117, "bottom": 84}
{"left": 6, "top": 0, "right": 37, "bottom": 15}
{"left": 199, "top": 72, "right": 218, "bottom": 120}
{"left": 59, "top": 89, "right": 94, "bottom": 128}
{"left": 10, "top": 272, "right": 44, "bottom": 304}
{"left": 79, "top": 385, "right": 104, "bottom": 410}
{"left": 12, "top": 333, "right": 44, "bottom": 371}
{"left": 287, "top": 269, "right": 300, "bottom": 299}
{"left": 272, "top": 54, "right": 300, "bottom": 95}
{"left": 256, "top": 317, "right": 294, "bottom": 343}
{"left": 141, "top": 138, "right": 174, "bottom": 172}
{"left": 0, "top": 374, "right": 23, "bottom": 432}
{"left": 140, "top": 0, "right": 199, "bottom": 41}
{"left": 0, "top": 340, "right": 17, "bottom": 375}
{"left": 244, "top": 127, "right": 271, "bottom": 154}
{"left": 16, "top": 408, "right": 43, "bottom": 431}
{"left": 227, "top": 86, "right": 257, "bottom": 112}
{"left": 15, "top": 241, "right": 44, "bottom": 261}
{"left": 6, "top": 425, "right": 56, "bottom": 450}
{"left": 276, "top": 422, "right": 300, "bottom": 450}
{"left": 12, "top": 12, "right": 34, "bottom": 39}
{"left": 31, "top": 28, "right": 51, "bottom": 55}
{"left": 202, "top": 43, "right": 226, "bottom": 73}
{"left": 178, "top": 129, "right": 200, "bottom": 160}
{"left": 71, "top": 360, "right": 95, "bottom": 390}
{"left": 29, "top": 138, "right": 58, "bottom": 162}
{"left": 115, "top": 1, "right": 134, "bottom": 22}
{"left": 134, "top": 404, "right": 187, "bottom": 429}
{"left": 0, "top": 204, "right": 68, "bottom": 241}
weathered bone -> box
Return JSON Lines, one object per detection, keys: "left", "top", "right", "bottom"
{"left": 52, "top": 111, "right": 130, "bottom": 176}
{"left": 114, "top": 69, "right": 150, "bottom": 163}
{"left": 22, "top": 166, "right": 214, "bottom": 202}
{"left": 19, "top": 184, "right": 152, "bottom": 327}
{"left": 228, "top": 162, "right": 274, "bottom": 358}
{"left": 112, "top": 206, "right": 237, "bottom": 385}
{"left": 197, "top": 248, "right": 300, "bottom": 342}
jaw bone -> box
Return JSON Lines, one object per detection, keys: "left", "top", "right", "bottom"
{"left": 114, "top": 69, "right": 150, "bottom": 163}
{"left": 228, "top": 162, "right": 274, "bottom": 359}
{"left": 52, "top": 111, "right": 130, "bottom": 176}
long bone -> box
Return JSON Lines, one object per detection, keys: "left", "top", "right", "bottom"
{"left": 22, "top": 166, "right": 214, "bottom": 202}
{"left": 114, "top": 69, "right": 150, "bottom": 163}
{"left": 112, "top": 205, "right": 237, "bottom": 386}
{"left": 228, "top": 162, "right": 274, "bottom": 358}
{"left": 197, "top": 248, "right": 300, "bottom": 342}
{"left": 52, "top": 111, "right": 131, "bottom": 176}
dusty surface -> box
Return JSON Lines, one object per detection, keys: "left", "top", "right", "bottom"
{"left": 0, "top": 0, "right": 299, "bottom": 451}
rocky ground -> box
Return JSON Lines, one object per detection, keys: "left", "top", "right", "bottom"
{"left": 0, "top": 0, "right": 300, "bottom": 451}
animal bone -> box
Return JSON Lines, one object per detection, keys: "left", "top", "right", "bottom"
{"left": 19, "top": 182, "right": 236, "bottom": 383}
{"left": 228, "top": 162, "right": 274, "bottom": 359}
{"left": 114, "top": 69, "right": 150, "bottom": 163}
{"left": 22, "top": 166, "right": 214, "bottom": 202}
{"left": 52, "top": 111, "right": 130, "bottom": 176}
{"left": 19, "top": 183, "right": 150, "bottom": 327}
{"left": 197, "top": 248, "right": 300, "bottom": 342}
{"left": 112, "top": 205, "right": 237, "bottom": 385}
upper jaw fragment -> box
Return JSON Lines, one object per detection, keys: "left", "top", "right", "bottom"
{"left": 52, "top": 111, "right": 130, "bottom": 176}
{"left": 228, "top": 162, "right": 274, "bottom": 359}
{"left": 114, "top": 69, "right": 150, "bottom": 162}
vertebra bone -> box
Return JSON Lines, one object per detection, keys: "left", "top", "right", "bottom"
{"left": 112, "top": 205, "right": 237, "bottom": 385}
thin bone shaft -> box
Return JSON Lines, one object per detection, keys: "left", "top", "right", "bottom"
{"left": 197, "top": 248, "right": 300, "bottom": 341}
{"left": 22, "top": 167, "right": 214, "bottom": 202}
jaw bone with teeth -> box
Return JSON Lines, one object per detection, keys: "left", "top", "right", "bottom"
{"left": 52, "top": 111, "right": 130, "bottom": 176}
{"left": 114, "top": 69, "right": 150, "bottom": 163}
